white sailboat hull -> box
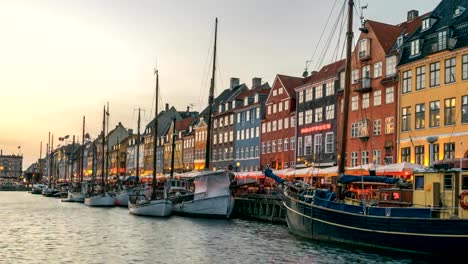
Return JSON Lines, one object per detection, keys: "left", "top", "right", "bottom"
{"left": 128, "top": 199, "right": 173, "bottom": 217}
{"left": 84, "top": 193, "right": 115, "bottom": 207}
{"left": 67, "top": 191, "right": 85, "bottom": 202}
{"left": 172, "top": 195, "right": 234, "bottom": 218}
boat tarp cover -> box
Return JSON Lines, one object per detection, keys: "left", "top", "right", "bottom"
{"left": 338, "top": 175, "right": 399, "bottom": 184}
{"left": 264, "top": 169, "right": 285, "bottom": 184}
{"left": 194, "top": 171, "right": 231, "bottom": 199}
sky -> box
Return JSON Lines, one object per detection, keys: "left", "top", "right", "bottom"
{"left": 0, "top": 0, "right": 441, "bottom": 169}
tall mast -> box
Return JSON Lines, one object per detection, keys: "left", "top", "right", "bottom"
{"left": 39, "top": 141, "right": 42, "bottom": 177}
{"left": 47, "top": 132, "right": 51, "bottom": 188}
{"left": 170, "top": 118, "right": 176, "bottom": 177}
{"left": 136, "top": 108, "right": 141, "bottom": 179}
{"left": 205, "top": 17, "right": 218, "bottom": 170}
{"left": 338, "top": 0, "right": 354, "bottom": 176}
{"left": 71, "top": 135, "right": 75, "bottom": 182}
{"left": 81, "top": 116, "right": 85, "bottom": 183}
{"left": 105, "top": 102, "right": 110, "bottom": 187}
{"left": 152, "top": 69, "right": 159, "bottom": 199}
{"left": 102, "top": 106, "right": 106, "bottom": 188}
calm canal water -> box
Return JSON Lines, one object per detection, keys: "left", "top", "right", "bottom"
{"left": 0, "top": 192, "right": 433, "bottom": 264}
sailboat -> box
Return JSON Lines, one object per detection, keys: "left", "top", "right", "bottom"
{"left": 128, "top": 68, "right": 173, "bottom": 217}
{"left": 265, "top": 0, "right": 468, "bottom": 255}
{"left": 66, "top": 116, "right": 86, "bottom": 202}
{"left": 171, "top": 18, "right": 235, "bottom": 219}
{"left": 84, "top": 105, "right": 115, "bottom": 207}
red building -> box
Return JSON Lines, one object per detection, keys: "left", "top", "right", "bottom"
{"left": 261, "top": 75, "right": 304, "bottom": 170}
{"left": 341, "top": 12, "right": 424, "bottom": 167}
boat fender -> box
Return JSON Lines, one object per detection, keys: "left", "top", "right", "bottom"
{"left": 460, "top": 191, "right": 468, "bottom": 210}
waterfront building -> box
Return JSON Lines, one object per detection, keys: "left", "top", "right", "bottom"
{"left": 233, "top": 78, "right": 270, "bottom": 172}
{"left": 193, "top": 118, "right": 207, "bottom": 170}
{"left": 181, "top": 116, "right": 197, "bottom": 172}
{"left": 261, "top": 75, "right": 303, "bottom": 170}
{"left": 398, "top": 2, "right": 468, "bottom": 165}
{"left": 342, "top": 11, "right": 423, "bottom": 168}
{"left": 295, "top": 60, "right": 345, "bottom": 169}
{"left": 125, "top": 134, "right": 140, "bottom": 176}
{"left": 211, "top": 78, "right": 249, "bottom": 171}
{"left": 0, "top": 151, "right": 23, "bottom": 180}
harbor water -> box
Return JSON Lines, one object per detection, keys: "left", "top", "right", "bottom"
{"left": 0, "top": 192, "right": 432, "bottom": 264}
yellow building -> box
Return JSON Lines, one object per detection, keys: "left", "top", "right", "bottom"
{"left": 397, "top": 5, "right": 468, "bottom": 166}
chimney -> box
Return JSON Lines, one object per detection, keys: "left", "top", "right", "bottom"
{"left": 252, "top": 77, "right": 262, "bottom": 88}
{"left": 165, "top": 103, "right": 169, "bottom": 111}
{"left": 230, "top": 77, "right": 240, "bottom": 90}
{"left": 407, "top": 10, "right": 419, "bottom": 22}
{"left": 128, "top": 129, "right": 133, "bottom": 135}
{"left": 186, "top": 106, "right": 190, "bottom": 113}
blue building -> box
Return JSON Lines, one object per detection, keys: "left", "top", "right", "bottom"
{"left": 233, "top": 78, "right": 270, "bottom": 172}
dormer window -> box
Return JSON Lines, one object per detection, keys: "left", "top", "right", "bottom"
{"left": 244, "top": 97, "right": 248, "bottom": 105}
{"left": 225, "top": 102, "right": 229, "bottom": 110}
{"left": 438, "top": 31, "right": 447, "bottom": 50}
{"left": 254, "top": 94, "right": 258, "bottom": 103}
{"left": 397, "top": 36, "right": 404, "bottom": 47}
{"left": 410, "top": 39, "right": 420, "bottom": 56}
{"left": 218, "top": 105, "right": 222, "bottom": 112}
{"left": 422, "top": 18, "right": 431, "bottom": 31}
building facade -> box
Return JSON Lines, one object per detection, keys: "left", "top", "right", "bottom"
{"left": 398, "top": 2, "right": 468, "bottom": 165}
{"left": 0, "top": 152, "right": 23, "bottom": 179}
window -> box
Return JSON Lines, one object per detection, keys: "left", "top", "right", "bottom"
{"left": 326, "top": 82, "right": 334, "bottom": 96}
{"left": 385, "top": 87, "right": 394, "bottom": 104}
{"left": 463, "top": 55, "right": 468, "bottom": 80}
{"left": 284, "top": 138, "right": 289, "bottom": 151}
{"left": 415, "top": 145, "right": 425, "bottom": 165}
{"left": 352, "top": 96, "right": 359, "bottom": 111}
{"left": 267, "top": 141, "right": 271, "bottom": 153}
{"left": 433, "top": 144, "right": 440, "bottom": 162}
{"left": 315, "top": 107, "right": 323, "bottom": 122}
{"left": 262, "top": 123, "right": 265, "bottom": 133}
{"left": 444, "top": 142, "right": 455, "bottom": 159}
{"left": 362, "top": 65, "right": 370, "bottom": 79}
{"left": 272, "top": 140, "right": 276, "bottom": 153}
{"left": 351, "top": 152, "right": 358, "bottom": 167}
{"left": 373, "top": 150, "right": 381, "bottom": 165}
{"left": 385, "top": 117, "right": 394, "bottom": 134}
{"left": 254, "top": 94, "right": 259, "bottom": 103}
{"left": 415, "top": 176, "right": 424, "bottom": 190}
{"left": 315, "top": 86, "right": 323, "bottom": 99}
{"left": 444, "top": 98, "right": 456, "bottom": 125}
{"left": 256, "top": 107, "right": 260, "bottom": 119}
{"left": 279, "top": 101, "right": 283, "bottom": 112}
{"left": 305, "top": 110, "right": 313, "bottom": 124}
{"left": 314, "top": 134, "right": 322, "bottom": 155}
{"left": 422, "top": 18, "right": 431, "bottom": 30}
{"left": 284, "top": 118, "right": 289, "bottom": 129}
{"left": 402, "top": 70, "right": 412, "bottom": 94}
{"left": 304, "top": 136, "right": 312, "bottom": 155}
{"left": 267, "top": 105, "right": 271, "bottom": 115}
{"left": 236, "top": 149, "right": 239, "bottom": 159}
{"left": 352, "top": 69, "right": 359, "bottom": 84}
{"left": 430, "top": 62, "right": 440, "bottom": 87}
{"left": 438, "top": 31, "right": 447, "bottom": 50}
{"left": 285, "top": 101, "right": 289, "bottom": 111}
{"left": 298, "top": 112, "right": 304, "bottom": 126}
{"left": 386, "top": 55, "right": 396, "bottom": 76}
{"left": 444, "top": 174, "right": 453, "bottom": 189}
{"left": 325, "top": 133, "right": 333, "bottom": 153}
{"left": 326, "top": 105, "right": 334, "bottom": 120}
{"left": 429, "top": 101, "right": 440, "bottom": 127}
{"left": 445, "top": 58, "right": 456, "bottom": 84}
{"left": 416, "top": 66, "right": 426, "bottom": 90}
{"left": 410, "top": 40, "right": 420, "bottom": 56}
{"left": 462, "top": 95, "right": 468, "bottom": 123}
{"left": 362, "top": 93, "right": 370, "bottom": 109}
{"left": 305, "top": 88, "right": 313, "bottom": 101}
{"left": 256, "top": 127, "right": 259, "bottom": 137}
{"left": 373, "top": 119, "right": 381, "bottom": 135}
{"left": 401, "top": 147, "right": 411, "bottom": 162}
{"left": 373, "top": 90, "right": 381, "bottom": 106}
{"left": 290, "top": 137, "right": 295, "bottom": 150}
{"left": 415, "top": 103, "right": 425, "bottom": 129}
{"left": 361, "top": 151, "right": 369, "bottom": 165}
{"left": 340, "top": 71, "right": 345, "bottom": 89}
{"left": 401, "top": 107, "right": 411, "bottom": 131}
{"left": 374, "top": 61, "right": 382, "bottom": 78}
{"left": 298, "top": 91, "right": 304, "bottom": 103}
{"left": 267, "top": 122, "right": 271, "bottom": 132}
{"left": 273, "top": 104, "right": 277, "bottom": 113}
{"left": 359, "top": 38, "right": 369, "bottom": 58}
{"left": 279, "top": 87, "right": 283, "bottom": 94}
{"left": 262, "top": 142, "right": 265, "bottom": 154}
{"left": 297, "top": 137, "right": 303, "bottom": 156}
{"left": 291, "top": 116, "right": 296, "bottom": 127}
{"left": 272, "top": 120, "right": 277, "bottom": 131}
{"left": 255, "top": 146, "right": 259, "bottom": 157}
{"left": 273, "top": 90, "right": 277, "bottom": 96}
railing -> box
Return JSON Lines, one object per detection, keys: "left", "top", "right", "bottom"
{"left": 354, "top": 77, "right": 372, "bottom": 93}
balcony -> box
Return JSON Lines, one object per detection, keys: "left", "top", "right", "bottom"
{"left": 354, "top": 77, "right": 372, "bottom": 93}
{"left": 358, "top": 50, "right": 370, "bottom": 61}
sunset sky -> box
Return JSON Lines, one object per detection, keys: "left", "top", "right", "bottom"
{"left": 0, "top": 0, "right": 441, "bottom": 169}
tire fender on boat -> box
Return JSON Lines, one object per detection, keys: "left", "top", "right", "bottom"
{"left": 460, "top": 191, "right": 468, "bottom": 210}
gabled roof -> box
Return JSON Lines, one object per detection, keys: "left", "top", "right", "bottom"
{"left": 145, "top": 106, "right": 183, "bottom": 137}
{"left": 175, "top": 116, "right": 195, "bottom": 131}
{"left": 277, "top": 74, "right": 305, "bottom": 97}
{"left": 199, "top": 83, "right": 248, "bottom": 117}
{"left": 366, "top": 20, "right": 403, "bottom": 53}
{"left": 234, "top": 82, "right": 271, "bottom": 100}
